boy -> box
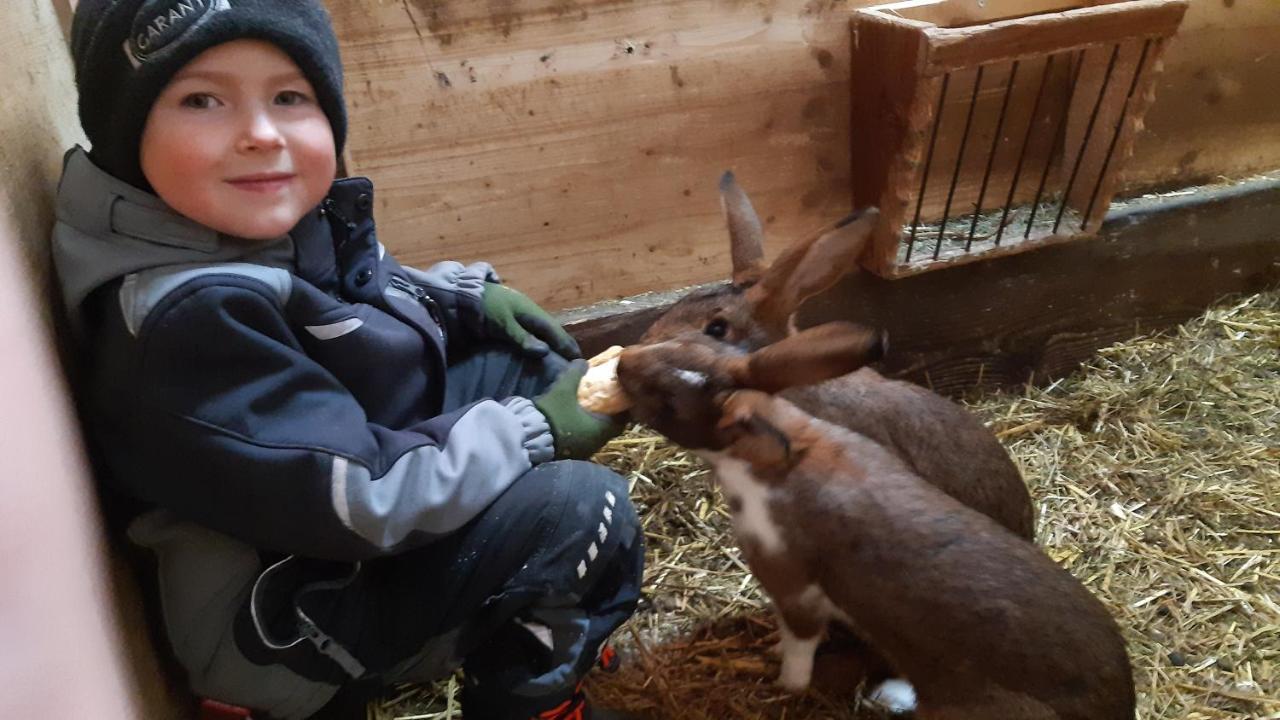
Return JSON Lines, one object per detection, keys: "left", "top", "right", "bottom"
{"left": 52, "top": 1, "right": 643, "bottom": 718}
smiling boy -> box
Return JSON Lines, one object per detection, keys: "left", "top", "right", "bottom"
{"left": 53, "top": 2, "right": 641, "bottom": 719}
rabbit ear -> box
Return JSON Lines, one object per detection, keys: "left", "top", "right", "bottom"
{"left": 717, "top": 391, "right": 800, "bottom": 472}
{"left": 720, "top": 171, "right": 767, "bottom": 288}
{"left": 745, "top": 207, "right": 879, "bottom": 335}
{"left": 733, "top": 321, "right": 886, "bottom": 393}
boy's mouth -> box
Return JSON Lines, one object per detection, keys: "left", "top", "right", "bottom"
{"left": 226, "top": 172, "right": 296, "bottom": 194}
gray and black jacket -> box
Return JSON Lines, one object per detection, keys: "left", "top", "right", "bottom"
{"left": 53, "top": 146, "right": 557, "bottom": 562}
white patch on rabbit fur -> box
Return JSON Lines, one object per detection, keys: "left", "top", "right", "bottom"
{"left": 776, "top": 617, "right": 820, "bottom": 691}
{"left": 869, "top": 678, "right": 918, "bottom": 714}
{"left": 702, "top": 452, "right": 786, "bottom": 556}
{"left": 674, "top": 369, "right": 707, "bottom": 387}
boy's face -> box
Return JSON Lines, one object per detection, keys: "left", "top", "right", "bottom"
{"left": 140, "top": 40, "right": 337, "bottom": 241}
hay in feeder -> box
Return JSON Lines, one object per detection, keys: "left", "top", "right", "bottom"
{"left": 898, "top": 199, "right": 1085, "bottom": 267}
{"left": 375, "top": 290, "right": 1279, "bottom": 720}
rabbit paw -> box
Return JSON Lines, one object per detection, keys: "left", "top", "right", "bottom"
{"left": 776, "top": 632, "right": 820, "bottom": 692}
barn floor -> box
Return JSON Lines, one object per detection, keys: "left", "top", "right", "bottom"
{"left": 377, "top": 290, "right": 1279, "bottom": 720}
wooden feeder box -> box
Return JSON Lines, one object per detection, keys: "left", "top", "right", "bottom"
{"left": 851, "top": 0, "right": 1189, "bottom": 278}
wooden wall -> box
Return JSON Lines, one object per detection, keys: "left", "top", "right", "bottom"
{"left": 1128, "top": 0, "right": 1280, "bottom": 190}
{"left": 2, "top": 0, "right": 83, "bottom": 326}
{"left": 331, "top": 0, "right": 1280, "bottom": 311}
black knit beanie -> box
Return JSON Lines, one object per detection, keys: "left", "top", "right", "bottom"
{"left": 70, "top": 0, "right": 347, "bottom": 190}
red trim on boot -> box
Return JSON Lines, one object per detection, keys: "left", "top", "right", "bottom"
{"left": 534, "top": 680, "right": 588, "bottom": 720}
{"left": 199, "top": 699, "right": 254, "bottom": 720}
{"left": 597, "top": 643, "right": 620, "bottom": 673}
{"left": 536, "top": 695, "right": 586, "bottom": 720}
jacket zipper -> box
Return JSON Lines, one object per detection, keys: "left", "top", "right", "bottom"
{"left": 320, "top": 198, "right": 357, "bottom": 250}
{"left": 388, "top": 275, "right": 447, "bottom": 343}
{"left": 323, "top": 197, "right": 447, "bottom": 346}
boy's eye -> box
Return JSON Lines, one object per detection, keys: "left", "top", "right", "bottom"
{"left": 180, "top": 93, "right": 221, "bottom": 110}
{"left": 275, "top": 90, "right": 311, "bottom": 106}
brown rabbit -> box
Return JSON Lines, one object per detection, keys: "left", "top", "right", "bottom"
{"left": 641, "top": 172, "right": 1034, "bottom": 543}
{"left": 616, "top": 325, "right": 1135, "bottom": 720}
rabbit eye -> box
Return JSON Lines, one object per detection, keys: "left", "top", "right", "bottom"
{"left": 704, "top": 318, "right": 729, "bottom": 339}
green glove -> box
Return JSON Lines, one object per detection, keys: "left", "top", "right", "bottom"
{"left": 533, "top": 360, "right": 625, "bottom": 460}
{"left": 482, "top": 283, "right": 581, "bottom": 359}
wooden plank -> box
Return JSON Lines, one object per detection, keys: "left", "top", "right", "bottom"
{"left": 569, "top": 178, "right": 1280, "bottom": 396}
{"left": 336, "top": 0, "right": 861, "bottom": 311}
{"left": 865, "top": 0, "right": 1109, "bottom": 27}
{"left": 922, "top": 0, "right": 1187, "bottom": 74}
{"left": 1123, "top": 0, "right": 1280, "bottom": 189}
{"left": 849, "top": 12, "right": 928, "bottom": 273}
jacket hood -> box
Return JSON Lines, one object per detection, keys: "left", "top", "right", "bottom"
{"left": 52, "top": 146, "right": 295, "bottom": 329}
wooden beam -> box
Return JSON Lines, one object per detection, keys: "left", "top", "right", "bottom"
{"left": 865, "top": 0, "right": 1109, "bottom": 27}
{"left": 849, "top": 11, "right": 930, "bottom": 274}
{"left": 568, "top": 177, "right": 1280, "bottom": 396}
{"left": 921, "top": 0, "right": 1187, "bottom": 74}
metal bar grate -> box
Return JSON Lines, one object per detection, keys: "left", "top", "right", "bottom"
{"left": 968, "top": 60, "right": 1020, "bottom": 251}
{"left": 935, "top": 65, "right": 986, "bottom": 260}
{"left": 996, "top": 54, "right": 1056, "bottom": 246}
{"left": 1054, "top": 42, "right": 1122, "bottom": 234}
{"left": 906, "top": 73, "right": 951, "bottom": 263}
{"left": 1082, "top": 39, "right": 1153, "bottom": 230}
{"left": 1026, "top": 49, "right": 1086, "bottom": 239}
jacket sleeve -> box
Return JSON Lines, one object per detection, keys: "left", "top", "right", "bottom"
{"left": 120, "top": 277, "right": 554, "bottom": 561}
{"left": 399, "top": 260, "right": 498, "bottom": 344}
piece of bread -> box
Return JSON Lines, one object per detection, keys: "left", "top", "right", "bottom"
{"left": 578, "top": 345, "right": 631, "bottom": 414}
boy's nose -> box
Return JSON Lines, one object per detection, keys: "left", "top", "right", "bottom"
{"left": 238, "top": 110, "right": 285, "bottom": 152}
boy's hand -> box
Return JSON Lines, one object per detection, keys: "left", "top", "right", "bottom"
{"left": 533, "top": 360, "right": 625, "bottom": 460}
{"left": 482, "top": 283, "right": 582, "bottom": 359}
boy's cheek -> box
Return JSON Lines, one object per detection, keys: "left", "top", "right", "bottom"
{"left": 289, "top": 113, "right": 338, "bottom": 188}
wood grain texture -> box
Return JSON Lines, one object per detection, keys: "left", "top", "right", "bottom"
{"left": 330, "top": 0, "right": 1279, "bottom": 310}
{"left": 921, "top": 0, "right": 1186, "bottom": 74}
{"left": 1, "top": 0, "right": 83, "bottom": 324}
{"left": 849, "top": 11, "right": 928, "bottom": 273}
{"left": 336, "top": 0, "right": 858, "bottom": 311}
{"left": 1124, "top": 0, "right": 1280, "bottom": 190}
